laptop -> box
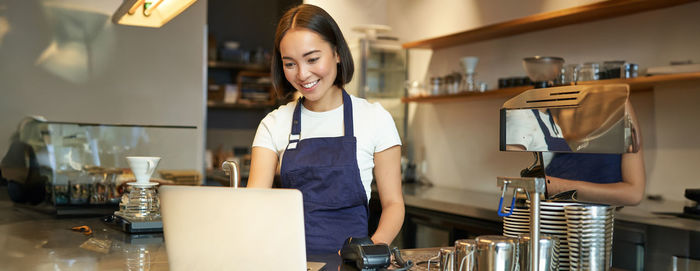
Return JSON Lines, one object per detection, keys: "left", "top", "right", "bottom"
{"left": 159, "top": 185, "right": 326, "bottom": 271}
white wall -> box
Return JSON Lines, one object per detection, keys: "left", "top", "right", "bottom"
{"left": 0, "top": 0, "right": 207, "bottom": 171}
{"left": 312, "top": 0, "right": 700, "bottom": 200}
{"left": 304, "top": 0, "right": 389, "bottom": 45}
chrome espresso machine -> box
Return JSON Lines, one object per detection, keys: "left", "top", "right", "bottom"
{"left": 496, "top": 82, "right": 640, "bottom": 271}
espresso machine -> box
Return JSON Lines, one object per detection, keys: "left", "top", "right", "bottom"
{"left": 496, "top": 57, "right": 640, "bottom": 271}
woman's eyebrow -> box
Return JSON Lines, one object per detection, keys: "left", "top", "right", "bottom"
{"left": 281, "top": 50, "right": 321, "bottom": 60}
{"left": 302, "top": 50, "right": 321, "bottom": 57}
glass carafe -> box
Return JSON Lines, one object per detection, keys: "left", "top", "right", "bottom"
{"left": 115, "top": 183, "right": 160, "bottom": 221}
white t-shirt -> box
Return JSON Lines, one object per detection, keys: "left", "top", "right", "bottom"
{"left": 252, "top": 94, "right": 402, "bottom": 201}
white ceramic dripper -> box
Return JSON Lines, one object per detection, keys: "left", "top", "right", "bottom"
{"left": 460, "top": 56, "right": 479, "bottom": 74}
{"left": 126, "top": 156, "right": 161, "bottom": 185}
{"left": 460, "top": 56, "right": 480, "bottom": 92}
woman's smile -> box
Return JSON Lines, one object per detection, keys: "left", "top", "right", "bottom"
{"left": 301, "top": 79, "right": 320, "bottom": 90}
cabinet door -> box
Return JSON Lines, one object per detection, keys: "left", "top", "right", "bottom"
{"left": 612, "top": 221, "right": 646, "bottom": 271}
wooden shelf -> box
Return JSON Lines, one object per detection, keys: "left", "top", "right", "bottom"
{"left": 401, "top": 72, "right": 700, "bottom": 103}
{"left": 208, "top": 60, "right": 269, "bottom": 71}
{"left": 402, "top": 86, "right": 531, "bottom": 103}
{"left": 402, "top": 0, "right": 698, "bottom": 49}
{"left": 576, "top": 72, "right": 700, "bottom": 90}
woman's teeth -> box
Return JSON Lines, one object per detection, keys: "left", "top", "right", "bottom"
{"left": 302, "top": 80, "right": 318, "bottom": 89}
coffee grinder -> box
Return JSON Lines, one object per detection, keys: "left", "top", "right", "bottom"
{"left": 522, "top": 56, "right": 565, "bottom": 89}
{"left": 108, "top": 156, "right": 163, "bottom": 233}
{"left": 497, "top": 80, "right": 640, "bottom": 270}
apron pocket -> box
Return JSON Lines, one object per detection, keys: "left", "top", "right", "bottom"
{"left": 286, "top": 165, "right": 365, "bottom": 208}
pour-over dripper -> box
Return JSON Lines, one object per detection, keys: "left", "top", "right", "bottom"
{"left": 126, "top": 156, "right": 161, "bottom": 185}
{"left": 460, "top": 56, "right": 480, "bottom": 91}
{"left": 523, "top": 56, "right": 564, "bottom": 88}
{"left": 460, "top": 56, "right": 479, "bottom": 74}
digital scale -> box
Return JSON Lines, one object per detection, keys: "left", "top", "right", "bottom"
{"left": 103, "top": 214, "right": 163, "bottom": 234}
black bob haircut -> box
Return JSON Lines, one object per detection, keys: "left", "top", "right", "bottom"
{"left": 272, "top": 4, "right": 354, "bottom": 100}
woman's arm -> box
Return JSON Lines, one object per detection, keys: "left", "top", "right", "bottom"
{"left": 370, "top": 145, "right": 405, "bottom": 245}
{"left": 546, "top": 101, "right": 646, "bottom": 206}
{"left": 546, "top": 149, "right": 645, "bottom": 205}
{"left": 247, "top": 146, "right": 278, "bottom": 188}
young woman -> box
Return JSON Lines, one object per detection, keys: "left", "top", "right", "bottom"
{"left": 247, "top": 4, "right": 404, "bottom": 255}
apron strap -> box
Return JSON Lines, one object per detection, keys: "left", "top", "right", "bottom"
{"left": 532, "top": 109, "right": 571, "bottom": 152}
{"left": 533, "top": 109, "right": 555, "bottom": 139}
{"left": 287, "top": 97, "right": 304, "bottom": 150}
{"left": 341, "top": 90, "right": 354, "bottom": 138}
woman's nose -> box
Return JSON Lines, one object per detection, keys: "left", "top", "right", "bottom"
{"left": 296, "top": 64, "right": 310, "bottom": 80}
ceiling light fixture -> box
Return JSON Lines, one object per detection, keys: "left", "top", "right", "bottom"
{"left": 112, "top": 0, "right": 198, "bottom": 28}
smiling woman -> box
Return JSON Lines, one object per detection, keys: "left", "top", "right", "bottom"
{"left": 279, "top": 28, "right": 340, "bottom": 111}
{"left": 246, "top": 4, "right": 405, "bottom": 256}
{"left": 270, "top": 4, "right": 354, "bottom": 105}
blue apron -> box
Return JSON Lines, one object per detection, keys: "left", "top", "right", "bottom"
{"left": 280, "top": 90, "right": 369, "bottom": 255}
{"left": 533, "top": 109, "right": 622, "bottom": 183}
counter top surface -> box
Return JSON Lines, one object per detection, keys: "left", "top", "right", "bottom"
{"left": 0, "top": 199, "right": 169, "bottom": 270}
{"left": 401, "top": 183, "right": 700, "bottom": 232}
{"left": 1, "top": 185, "right": 698, "bottom": 270}
{"left": 0, "top": 192, "right": 433, "bottom": 271}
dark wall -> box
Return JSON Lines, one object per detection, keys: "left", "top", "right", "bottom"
{"left": 208, "top": 0, "right": 300, "bottom": 52}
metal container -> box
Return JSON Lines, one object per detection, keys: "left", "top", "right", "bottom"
{"left": 475, "top": 235, "right": 518, "bottom": 271}
{"left": 440, "top": 247, "right": 456, "bottom": 271}
{"left": 455, "top": 239, "right": 477, "bottom": 271}
{"left": 517, "top": 234, "right": 559, "bottom": 271}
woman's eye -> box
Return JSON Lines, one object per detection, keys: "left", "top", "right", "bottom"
{"left": 308, "top": 57, "right": 319, "bottom": 64}
{"left": 283, "top": 62, "right": 296, "bottom": 68}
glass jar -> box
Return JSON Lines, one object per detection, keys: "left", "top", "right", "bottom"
{"left": 622, "top": 63, "right": 639, "bottom": 79}
{"left": 576, "top": 63, "right": 600, "bottom": 82}
{"left": 430, "top": 77, "right": 444, "bottom": 95}
{"left": 603, "top": 60, "right": 626, "bottom": 79}
{"left": 69, "top": 171, "right": 90, "bottom": 205}
{"left": 561, "top": 64, "right": 579, "bottom": 85}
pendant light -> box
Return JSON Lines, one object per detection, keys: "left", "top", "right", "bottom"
{"left": 112, "top": 0, "right": 198, "bottom": 28}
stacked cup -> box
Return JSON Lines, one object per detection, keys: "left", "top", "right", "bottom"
{"left": 563, "top": 204, "right": 615, "bottom": 271}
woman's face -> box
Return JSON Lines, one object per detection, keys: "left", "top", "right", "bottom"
{"left": 279, "top": 28, "right": 340, "bottom": 103}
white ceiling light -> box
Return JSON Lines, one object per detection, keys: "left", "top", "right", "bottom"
{"left": 112, "top": 0, "right": 198, "bottom": 28}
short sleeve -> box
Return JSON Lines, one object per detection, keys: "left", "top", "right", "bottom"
{"left": 252, "top": 113, "right": 278, "bottom": 153}
{"left": 372, "top": 104, "right": 402, "bottom": 153}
